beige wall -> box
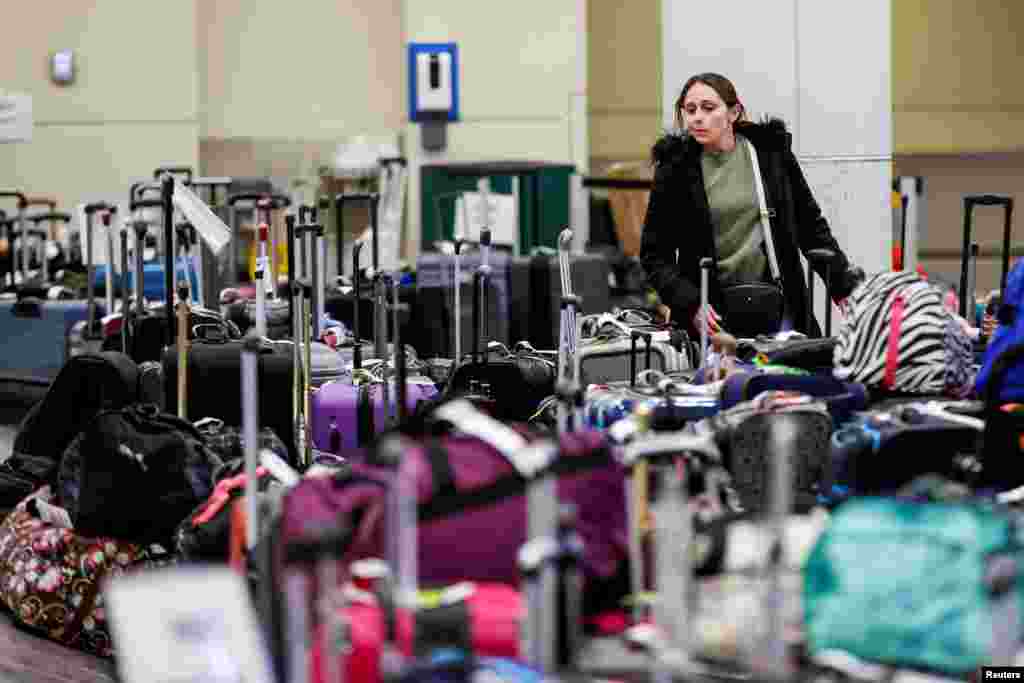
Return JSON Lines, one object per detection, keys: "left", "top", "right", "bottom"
{"left": 896, "top": 153, "right": 1024, "bottom": 294}
{"left": 894, "top": 0, "right": 1024, "bottom": 154}
{"left": 199, "top": 0, "right": 403, "bottom": 141}
{"left": 0, "top": 1, "right": 198, "bottom": 210}
{"left": 402, "top": 0, "right": 584, "bottom": 254}
{"left": 197, "top": 0, "right": 403, "bottom": 181}
{"left": 587, "top": 0, "right": 661, "bottom": 170}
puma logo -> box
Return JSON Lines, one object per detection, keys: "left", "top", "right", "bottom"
{"left": 118, "top": 444, "right": 148, "bottom": 472}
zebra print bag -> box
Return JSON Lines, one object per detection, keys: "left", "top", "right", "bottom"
{"left": 833, "top": 271, "right": 973, "bottom": 396}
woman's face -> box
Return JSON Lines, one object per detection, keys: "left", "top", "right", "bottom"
{"left": 681, "top": 82, "right": 738, "bottom": 151}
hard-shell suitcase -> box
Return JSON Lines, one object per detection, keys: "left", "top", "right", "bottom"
{"left": 0, "top": 206, "right": 107, "bottom": 388}
{"left": 310, "top": 231, "right": 437, "bottom": 454}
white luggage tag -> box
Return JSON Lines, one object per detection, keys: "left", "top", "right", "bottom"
{"left": 106, "top": 566, "right": 274, "bottom": 683}
{"left": 171, "top": 178, "right": 231, "bottom": 257}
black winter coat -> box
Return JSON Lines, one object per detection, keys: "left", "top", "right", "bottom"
{"left": 640, "top": 118, "right": 860, "bottom": 338}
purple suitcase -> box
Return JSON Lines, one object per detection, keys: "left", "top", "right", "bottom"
{"left": 310, "top": 379, "right": 438, "bottom": 451}
{"left": 308, "top": 235, "right": 438, "bottom": 453}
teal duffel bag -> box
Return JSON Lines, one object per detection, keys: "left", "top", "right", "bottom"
{"left": 804, "top": 497, "right": 1024, "bottom": 676}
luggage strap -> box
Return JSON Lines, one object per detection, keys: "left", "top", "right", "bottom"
{"left": 433, "top": 400, "right": 555, "bottom": 478}
{"left": 883, "top": 293, "right": 906, "bottom": 391}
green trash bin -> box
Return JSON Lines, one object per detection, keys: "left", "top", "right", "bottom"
{"left": 420, "top": 161, "right": 575, "bottom": 253}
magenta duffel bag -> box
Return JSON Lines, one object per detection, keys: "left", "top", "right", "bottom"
{"left": 278, "top": 407, "right": 628, "bottom": 587}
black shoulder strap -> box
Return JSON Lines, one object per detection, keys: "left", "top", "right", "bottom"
{"left": 356, "top": 384, "right": 374, "bottom": 447}
{"left": 423, "top": 441, "right": 457, "bottom": 499}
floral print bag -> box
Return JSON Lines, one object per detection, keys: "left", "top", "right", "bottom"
{"left": 0, "top": 487, "right": 173, "bottom": 657}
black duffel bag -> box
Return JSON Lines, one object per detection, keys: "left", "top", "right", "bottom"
{"left": 57, "top": 404, "right": 222, "bottom": 545}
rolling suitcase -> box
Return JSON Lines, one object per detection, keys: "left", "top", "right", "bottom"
{"left": 119, "top": 185, "right": 238, "bottom": 363}
{"left": 440, "top": 229, "right": 556, "bottom": 422}
{"left": 309, "top": 233, "right": 437, "bottom": 455}
{"left": 326, "top": 193, "right": 419, "bottom": 349}
{"left": 959, "top": 194, "right": 1013, "bottom": 321}
{"left": 0, "top": 206, "right": 105, "bottom": 388}
{"left": 160, "top": 175, "right": 298, "bottom": 466}
{"left": 415, "top": 244, "right": 508, "bottom": 356}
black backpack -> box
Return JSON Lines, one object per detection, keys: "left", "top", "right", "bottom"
{"left": 1, "top": 352, "right": 161, "bottom": 512}
{"left": 57, "top": 404, "right": 222, "bottom": 545}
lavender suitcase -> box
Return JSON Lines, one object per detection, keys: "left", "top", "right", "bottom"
{"left": 310, "top": 378, "right": 438, "bottom": 451}
{"left": 309, "top": 233, "right": 438, "bottom": 453}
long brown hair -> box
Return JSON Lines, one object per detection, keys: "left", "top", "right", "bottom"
{"left": 674, "top": 72, "right": 749, "bottom": 133}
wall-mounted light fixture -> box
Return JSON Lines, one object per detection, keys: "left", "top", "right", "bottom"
{"left": 49, "top": 50, "right": 75, "bottom": 86}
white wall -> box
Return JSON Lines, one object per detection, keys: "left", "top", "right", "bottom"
{"left": 401, "top": 0, "right": 585, "bottom": 256}
{"left": 662, "top": 0, "right": 892, "bottom": 321}
{"left": 0, "top": 1, "right": 198, "bottom": 212}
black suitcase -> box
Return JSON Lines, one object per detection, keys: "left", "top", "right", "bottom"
{"left": 959, "top": 193, "right": 1013, "bottom": 324}
{"left": 518, "top": 249, "right": 611, "bottom": 350}
{"left": 162, "top": 328, "right": 298, "bottom": 466}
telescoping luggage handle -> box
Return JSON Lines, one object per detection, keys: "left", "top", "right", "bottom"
{"left": 471, "top": 227, "right": 494, "bottom": 365}
{"left": 83, "top": 203, "right": 116, "bottom": 336}
{"left": 805, "top": 248, "right": 837, "bottom": 337}
{"left": 23, "top": 210, "right": 70, "bottom": 291}
{"left": 620, "top": 422, "right": 797, "bottom": 679}
{"left": 228, "top": 192, "right": 292, "bottom": 296}
{"left": 961, "top": 194, "right": 1014, "bottom": 319}
{"left": 153, "top": 166, "right": 193, "bottom": 185}
{"left": 335, "top": 192, "right": 381, "bottom": 277}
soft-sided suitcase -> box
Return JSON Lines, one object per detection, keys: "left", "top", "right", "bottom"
{"left": 825, "top": 401, "right": 985, "bottom": 502}
{"left": 440, "top": 228, "right": 556, "bottom": 422}
{"left": 163, "top": 326, "right": 297, "bottom": 466}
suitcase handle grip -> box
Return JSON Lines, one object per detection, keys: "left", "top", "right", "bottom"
{"left": 966, "top": 194, "right": 1013, "bottom": 208}
{"left": 84, "top": 202, "right": 116, "bottom": 215}
{"left": 27, "top": 212, "right": 71, "bottom": 224}
{"left": 153, "top": 166, "right": 193, "bottom": 183}
{"left": 130, "top": 199, "right": 163, "bottom": 211}
{"left": 131, "top": 182, "right": 162, "bottom": 200}
{"left": 0, "top": 192, "right": 27, "bottom": 209}
{"left": 227, "top": 192, "right": 291, "bottom": 208}
{"left": 23, "top": 197, "right": 57, "bottom": 210}
{"left": 190, "top": 176, "right": 233, "bottom": 187}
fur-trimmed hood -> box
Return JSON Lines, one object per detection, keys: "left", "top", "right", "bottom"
{"left": 650, "top": 117, "right": 792, "bottom": 166}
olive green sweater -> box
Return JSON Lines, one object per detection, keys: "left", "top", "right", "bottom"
{"left": 700, "top": 137, "right": 766, "bottom": 286}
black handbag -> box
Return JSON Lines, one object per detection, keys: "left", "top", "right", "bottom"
{"left": 720, "top": 138, "right": 786, "bottom": 338}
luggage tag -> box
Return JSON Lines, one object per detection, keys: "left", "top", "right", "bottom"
{"left": 105, "top": 566, "right": 274, "bottom": 683}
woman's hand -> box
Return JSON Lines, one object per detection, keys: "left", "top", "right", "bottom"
{"left": 692, "top": 304, "right": 722, "bottom": 335}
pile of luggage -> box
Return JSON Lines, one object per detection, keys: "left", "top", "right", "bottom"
{"left": 2, "top": 171, "right": 1024, "bottom": 683}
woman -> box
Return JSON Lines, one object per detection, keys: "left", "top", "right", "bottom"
{"left": 641, "top": 72, "right": 863, "bottom": 339}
